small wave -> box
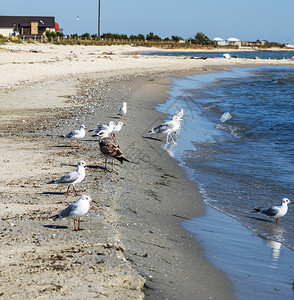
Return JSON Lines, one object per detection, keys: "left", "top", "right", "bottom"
{"left": 216, "top": 123, "right": 242, "bottom": 138}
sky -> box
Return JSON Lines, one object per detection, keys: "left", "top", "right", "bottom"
{"left": 2, "top": 0, "right": 294, "bottom": 43}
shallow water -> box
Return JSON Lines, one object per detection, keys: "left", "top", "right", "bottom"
{"left": 144, "top": 50, "right": 294, "bottom": 60}
{"left": 156, "top": 65, "right": 294, "bottom": 299}
{"left": 183, "top": 206, "right": 294, "bottom": 300}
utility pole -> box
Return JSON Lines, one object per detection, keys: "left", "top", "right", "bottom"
{"left": 98, "top": 0, "right": 101, "bottom": 37}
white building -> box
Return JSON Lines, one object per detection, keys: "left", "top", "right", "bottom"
{"left": 213, "top": 37, "right": 241, "bottom": 47}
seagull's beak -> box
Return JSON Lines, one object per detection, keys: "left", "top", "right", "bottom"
{"left": 123, "top": 124, "right": 126, "bottom": 126}
{"left": 85, "top": 164, "right": 89, "bottom": 167}
{"left": 91, "top": 199, "right": 95, "bottom": 203}
{"left": 290, "top": 201, "right": 293, "bottom": 204}
{"left": 180, "top": 119, "right": 184, "bottom": 121}
{"left": 85, "top": 127, "right": 88, "bottom": 130}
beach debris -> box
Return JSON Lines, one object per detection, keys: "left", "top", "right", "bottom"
{"left": 172, "top": 214, "right": 191, "bottom": 221}
{"left": 97, "top": 130, "right": 129, "bottom": 171}
{"left": 63, "top": 124, "right": 87, "bottom": 148}
{"left": 118, "top": 102, "right": 128, "bottom": 120}
{"left": 220, "top": 112, "right": 232, "bottom": 123}
{"left": 253, "top": 198, "right": 292, "bottom": 224}
{"left": 51, "top": 195, "right": 94, "bottom": 231}
{"left": 47, "top": 160, "right": 88, "bottom": 196}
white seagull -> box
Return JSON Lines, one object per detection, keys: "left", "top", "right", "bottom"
{"left": 47, "top": 160, "right": 88, "bottom": 196}
{"left": 175, "top": 108, "right": 184, "bottom": 134}
{"left": 93, "top": 121, "right": 115, "bottom": 136}
{"left": 118, "top": 102, "right": 127, "bottom": 120}
{"left": 111, "top": 121, "right": 125, "bottom": 137}
{"left": 148, "top": 115, "right": 184, "bottom": 149}
{"left": 51, "top": 195, "right": 94, "bottom": 231}
{"left": 253, "top": 198, "right": 292, "bottom": 224}
{"left": 176, "top": 108, "right": 184, "bottom": 118}
{"left": 63, "top": 124, "right": 87, "bottom": 148}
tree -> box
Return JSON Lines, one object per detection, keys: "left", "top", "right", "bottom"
{"left": 171, "top": 35, "right": 183, "bottom": 42}
{"left": 80, "top": 32, "right": 91, "bottom": 40}
{"left": 146, "top": 32, "right": 161, "bottom": 41}
{"left": 195, "top": 32, "right": 206, "bottom": 43}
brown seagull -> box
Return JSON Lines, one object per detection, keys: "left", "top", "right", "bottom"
{"left": 97, "top": 130, "right": 129, "bottom": 171}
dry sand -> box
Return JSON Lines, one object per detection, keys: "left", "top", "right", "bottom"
{"left": 1, "top": 43, "right": 293, "bottom": 299}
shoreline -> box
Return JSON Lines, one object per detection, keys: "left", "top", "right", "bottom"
{"left": 1, "top": 44, "right": 294, "bottom": 299}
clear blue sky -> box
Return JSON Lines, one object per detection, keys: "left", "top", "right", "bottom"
{"left": 2, "top": 0, "right": 294, "bottom": 43}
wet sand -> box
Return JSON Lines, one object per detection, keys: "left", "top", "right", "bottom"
{"left": 1, "top": 44, "right": 294, "bottom": 299}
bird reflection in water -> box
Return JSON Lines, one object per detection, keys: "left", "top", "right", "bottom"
{"left": 262, "top": 226, "right": 286, "bottom": 267}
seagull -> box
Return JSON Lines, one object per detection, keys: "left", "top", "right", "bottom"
{"left": 175, "top": 108, "right": 184, "bottom": 134}
{"left": 148, "top": 115, "right": 184, "bottom": 149}
{"left": 118, "top": 102, "right": 127, "bottom": 120}
{"left": 176, "top": 108, "right": 184, "bottom": 118}
{"left": 51, "top": 195, "right": 94, "bottom": 231}
{"left": 253, "top": 198, "right": 292, "bottom": 224}
{"left": 47, "top": 160, "right": 88, "bottom": 196}
{"left": 111, "top": 121, "right": 125, "bottom": 138}
{"left": 63, "top": 125, "right": 87, "bottom": 148}
{"left": 92, "top": 121, "right": 115, "bottom": 136}
{"left": 97, "top": 130, "right": 129, "bottom": 171}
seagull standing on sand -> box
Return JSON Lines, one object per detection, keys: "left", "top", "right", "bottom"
{"left": 111, "top": 121, "right": 125, "bottom": 138}
{"left": 118, "top": 102, "right": 127, "bottom": 120}
{"left": 97, "top": 130, "right": 129, "bottom": 171}
{"left": 253, "top": 198, "right": 292, "bottom": 224}
{"left": 148, "top": 115, "right": 184, "bottom": 149}
{"left": 93, "top": 121, "right": 115, "bottom": 136}
{"left": 51, "top": 195, "right": 94, "bottom": 231}
{"left": 63, "top": 124, "right": 87, "bottom": 148}
{"left": 47, "top": 160, "right": 88, "bottom": 196}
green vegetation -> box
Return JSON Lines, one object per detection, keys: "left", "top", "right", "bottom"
{"left": 0, "top": 31, "right": 287, "bottom": 49}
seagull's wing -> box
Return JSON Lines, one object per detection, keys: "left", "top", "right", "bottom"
{"left": 261, "top": 206, "right": 280, "bottom": 216}
{"left": 54, "top": 170, "right": 79, "bottom": 184}
{"left": 64, "top": 129, "right": 79, "bottom": 138}
{"left": 99, "top": 138, "right": 122, "bottom": 157}
{"left": 150, "top": 121, "right": 175, "bottom": 134}
{"left": 59, "top": 202, "right": 79, "bottom": 218}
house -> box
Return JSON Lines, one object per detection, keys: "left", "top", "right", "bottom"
{"left": 213, "top": 37, "right": 241, "bottom": 47}
{"left": 227, "top": 37, "right": 241, "bottom": 47}
{"left": 0, "top": 16, "right": 56, "bottom": 38}
{"left": 213, "top": 37, "right": 226, "bottom": 46}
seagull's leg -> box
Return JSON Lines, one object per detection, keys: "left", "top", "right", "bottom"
{"left": 170, "top": 134, "right": 178, "bottom": 145}
{"left": 124, "top": 115, "right": 126, "bottom": 120}
{"left": 112, "top": 160, "right": 114, "bottom": 171}
{"left": 164, "top": 134, "right": 169, "bottom": 149}
{"left": 276, "top": 218, "right": 278, "bottom": 224}
{"left": 74, "top": 219, "right": 77, "bottom": 231}
{"left": 77, "top": 218, "right": 84, "bottom": 230}
{"left": 104, "top": 158, "right": 108, "bottom": 172}
{"left": 73, "top": 186, "right": 79, "bottom": 196}
{"left": 70, "top": 140, "right": 73, "bottom": 148}
{"left": 66, "top": 186, "right": 70, "bottom": 196}
{"left": 77, "top": 140, "right": 80, "bottom": 148}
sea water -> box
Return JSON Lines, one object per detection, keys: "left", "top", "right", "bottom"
{"left": 156, "top": 65, "right": 294, "bottom": 299}
{"left": 144, "top": 50, "right": 294, "bottom": 60}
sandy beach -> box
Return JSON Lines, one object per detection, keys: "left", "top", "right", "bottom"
{"left": 1, "top": 43, "right": 294, "bottom": 299}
